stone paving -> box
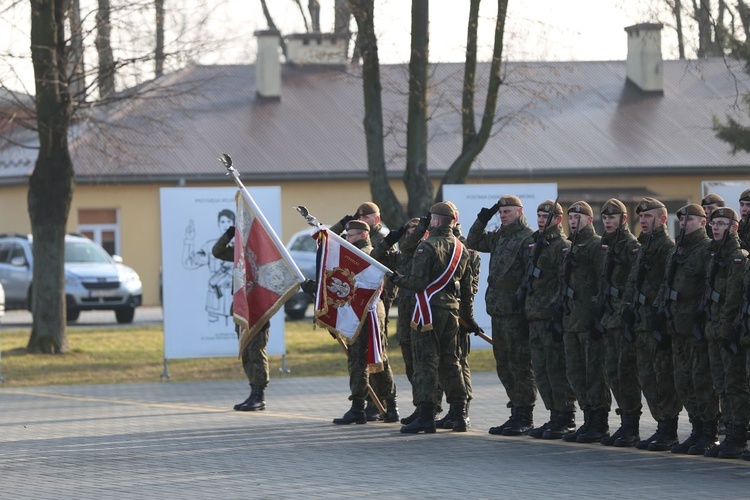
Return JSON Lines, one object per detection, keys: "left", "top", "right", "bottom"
{"left": 2, "top": 372, "right": 749, "bottom": 499}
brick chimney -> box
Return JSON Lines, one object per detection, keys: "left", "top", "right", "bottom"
{"left": 254, "top": 29, "right": 281, "bottom": 100}
{"left": 624, "top": 23, "right": 663, "bottom": 93}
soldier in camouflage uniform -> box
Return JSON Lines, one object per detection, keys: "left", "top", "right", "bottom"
{"left": 660, "top": 204, "right": 716, "bottom": 455}
{"left": 701, "top": 194, "right": 725, "bottom": 240}
{"left": 559, "top": 201, "right": 610, "bottom": 444}
{"left": 596, "top": 198, "right": 641, "bottom": 447}
{"left": 738, "top": 189, "right": 750, "bottom": 251}
{"left": 738, "top": 260, "right": 750, "bottom": 461}
{"left": 520, "top": 200, "right": 576, "bottom": 440}
{"left": 211, "top": 226, "right": 271, "bottom": 412}
{"left": 391, "top": 202, "right": 479, "bottom": 434}
{"left": 626, "top": 198, "right": 681, "bottom": 451}
{"left": 330, "top": 203, "right": 397, "bottom": 422}
{"left": 701, "top": 208, "right": 749, "bottom": 459}
{"left": 468, "top": 195, "right": 537, "bottom": 436}
{"left": 328, "top": 220, "right": 396, "bottom": 425}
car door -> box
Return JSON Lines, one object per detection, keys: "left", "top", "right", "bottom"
{"left": 1, "top": 242, "right": 33, "bottom": 308}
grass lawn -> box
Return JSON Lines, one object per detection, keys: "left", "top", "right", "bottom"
{"left": 0, "top": 321, "right": 496, "bottom": 387}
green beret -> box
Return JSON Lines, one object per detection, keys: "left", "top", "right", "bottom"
{"left": 537, "top": 199, "right": 563, "bottom": 215}
{"left": 601, "top": 198, "right": 627, "bottom": 215}
{"left": 567, "top": 201, "right": 593, "bottom": 217}
{"left": 709, "top": 207, "right": 738, "bottom": 223}
{"left": 676, "top": 204, "right": 706, "bottom": 218}
{"left": 356, "top": 202, "right": 379, "bottom": 216}
{"left": 430, "top": 202, "right": 456, "bottom": 218}
{"left": 498, "top": 195, "right": 523, "bottom": 208}
{"left": 701, "top": 194, "right": 725, "bottom": 207}
{"left": 740, "top": 189, "right": 750, "bottom": 202}
{"left": 635, "top": 197, "right": 665, "bottom": 214}
{"left": 346, "top": 220, "right": 370, "bottom": 232}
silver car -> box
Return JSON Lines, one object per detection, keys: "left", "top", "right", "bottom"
{"left": 0, "top": 233, "right": 143, "bottom": 323}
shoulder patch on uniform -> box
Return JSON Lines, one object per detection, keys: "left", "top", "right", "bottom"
{"left": 601, "top": 244, "right": 609, "bottom": 251}
{"left": 562, "top": 248, "right": 569, "bottom": 253}
{"left": 417, "top": 248, "right": 424, "bottom": 254}
{"left": 734, "top": 258, "right": 745, "bottom": 264}
{"left": 528, "top": 243, "right": 535, "bottom": 249}
{"left": 631, "top": 248, "right": 639, "bottom": 255}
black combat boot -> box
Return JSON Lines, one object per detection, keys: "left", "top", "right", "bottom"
{"left": 233, "top": 389, "right": 254, "bottom": 411}
{"left": 502, "top": 406, "right": 534, "bottom": 436}
{"left": 383, "top": 398, "right": 399, "bottom": 423}
{"left": 333, "top": 398, "right": 367, "bottom": 425}
{"left": 529, "top": 410, "right": 555, "bottom": 439}
{"left": 577, "top": 409, "right": 610, "bottom": 443}
{"left": 671, "top": 419, "right": 703, "bottom": 454}
{"left": 400, "top": 406, "right": 419, "bottom": 425}
{"left": 435, "top": 405, "right": 458, "bottom": 429}
{"left": 544, "top": 411, "right": 576, "bottom": 440}
{"left": 613, "top": 412, "right": 640, "bottom": 447}
{"left": 704, "top": 420, "right": 728, "bottom": 458}
{"left": 364, "top": 399, "right": 383, "bottom": 422}
{"left": 648, "top": 417, "right": 678, "bottom": 451}
{"left": 488, "top": 404, "right": 515, "bottom": 435}
{"left": 400, "top": 402, "right": 437, "bottom": 434}
{"left": 452, "top": 402, "right": 469, "bottom": 432}
{"left": 688, "top": 420, "right": 718, "bottom": 455}
{"left": 636, "top": 419, "right": 663, "bottom": 450}
{"left": 563, "top": 409, "right": 590, "bottom": 442}
{"left": 717, "top": 424, "right": 748, "bottom": 459}
{"left": 601, "top": 410, "right": 624, "bottom": 446}
{"left": 237, "top": 385, "right": 266, "bottom": 411}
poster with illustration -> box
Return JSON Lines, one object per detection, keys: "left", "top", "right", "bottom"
{"left": 160, "top": 187, "right": 286, "bottom": 359}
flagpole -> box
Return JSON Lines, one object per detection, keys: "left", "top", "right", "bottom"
{"left": 220, "top": 154, "right": 306, "bottom": 282}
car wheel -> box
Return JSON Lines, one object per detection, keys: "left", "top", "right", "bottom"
{"left": 115, "top": 307, "right": 135, "bottom": 324}
{"left": 66, "top": 309, "right": 80, "bottom": 322}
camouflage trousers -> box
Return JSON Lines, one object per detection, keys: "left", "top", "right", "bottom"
{"left": 412, "top": 307, "right": 468, "bottom": 405}
{"left": 528, "top": 319, "right": 575, "bottom": 413}
{"left": 239, "top": 321, "right": 270, "bottom": 388}
{"left": 398, "top": 295, "right": 418, "bottom": 406}
{"left": 348, "top": 317, "right": 396, "bottom": 403}
{"left": 603, "top": 327, "right": 642, "bottom": 414}
{"left": 707, "top": 339, "right": 731, "bottom": 425}
{"left": 671, "top": 332, "right": 718, "bottom": 422}
{"left": 564, "top": 329, "right": 611, "bottom": 411}
{"left": 491, "top": 314, "right": 536, "bottom": 408}
{"left": 636, "top": 331, "right": 681, "bottom": 421}
{"left": 719, "top": 343, "right": 750, "bottom": 427}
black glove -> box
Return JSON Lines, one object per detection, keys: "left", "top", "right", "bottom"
{"left": 383, "top": 225, "right": 406, "bottom": 247}
{"left": 416, "top": 215, "right": 430, "bottom": 234}
{"left": 300, "top": 279, "right": 317, "bottom": 297}
{"left": 477, "top": 203, "right": 500, "bottom": 224}
{"left": 338, "top": 214, "right": 355, "bottom": 228}
{"left": 621, "top": 304, "right": 635, "bottom": 325}
{"left": 389, "top": 271, "right": 404, "bottom": 286}
{"left": 223, "top": 225, "right": 235, "bottom": 241}
{"left": 464, "top": 318, "right": 481, "bottom": 335}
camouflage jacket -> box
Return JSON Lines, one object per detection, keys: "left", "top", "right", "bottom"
{"left": 660, "top": 228, "right": 711, "bottom": 336}
{"left": 705, "top": 234, "right": 748, "bottom": 341}
{"left": 598, "top": 226, "right": 639, "bottom": 329}
{"left": 739, "top": 219, "right": 750, "bottom": 251}
{"left": 623, "top": 224, "right": 674, "bottom": 331}
{"left": 467, "top": 215, "right": 534, "bottom": 317}
{"left": 561, "top": 224, "right": 603, "bottom": 333}
{"left": 523, "top": 224, "right": 570, "bottom": 321}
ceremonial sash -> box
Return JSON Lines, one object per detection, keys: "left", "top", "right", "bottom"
{"left": 366, "top": 302, "right": 384, "bottom": 373}
{"left": 412, "top": 238, "right": 463, "bottom": 331}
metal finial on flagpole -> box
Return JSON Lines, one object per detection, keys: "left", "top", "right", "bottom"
{"left": 219, "top": 153, "right": 240, "bottom": 181}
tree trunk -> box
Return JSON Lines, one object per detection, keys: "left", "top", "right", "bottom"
{"left": 155, "top": 0, "right": 165, "bottom": 77}
{"left": 259, "top": 0, "right": 288, "bottom": 59}
{"left": 67, "top": 0, "right": 85, "bottom": 100}
{"left": 673, "top": 0, "right": 686, "bottom": 59}
{"left": 309, "top": 0, "right": 321, "bottom": 32}
{"left": 348, "top": 0, "right": 404, "bottom": 228}
{"left": 404, "top": 0, "right": 432, "bottom": 220}
{"left": 437, "top": 0, "right": 509, "bottom": 199}
{"left": 28, "top": 0, "right": 74, "bottom": 354}
{"left": 96, "top": 0, "right": 116, "bottom": 97}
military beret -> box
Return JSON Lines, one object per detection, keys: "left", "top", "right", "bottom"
{"left": 709, "top": 207, "right": 738, "bottom": 223}
{"left": 635, "top": 197, "right": 666, "bottom": 214}
{"left": 498, "top": 195, "right": 523, "bottom": 207}
{"left": 346, "top": 220, "right": 370, "bottom": 232}
{"left": 701, "top": 193, "right": 725, "bottom": 207}
{"left": 601, "top": 198, "right": 627, "bottom": 215}
{"left": 537, "top": 199, "right": 563, "bottom": 215}
{"left": 675, "top": 204, "right": 706, "bottom": 218}
{"left": 567, "top": 201, "right": 593, "bottom": 217}
{"left": 430, "top": 202, "right": 456, "bottom": 219}
{"left": 356, "top": 202, "right": 379, "bottom": 216}
{"left": 406, "top": 217, "right": 421, "bottom": 229}
{"left": 740, "top": 189, "right": 750, "bottom": 202}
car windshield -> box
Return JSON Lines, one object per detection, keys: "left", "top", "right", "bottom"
{"left": 289, "top": 234, "right": 317, "bottom": 253}
{"left": 64, "top": 240, "right": 113, "bottom": 264}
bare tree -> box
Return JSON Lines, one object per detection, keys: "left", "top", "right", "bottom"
{"left": 260, "top": 0, "right": 288, "bottom": 58}
{"left": 155, "top": 0, "right": 165, "bottom": 77}
{"left": 96, "top": 0, "right": 116, "bottom": 97}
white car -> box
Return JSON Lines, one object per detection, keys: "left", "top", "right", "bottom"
{"left": 0, "top": 281, "right": 5, "bottom": 318}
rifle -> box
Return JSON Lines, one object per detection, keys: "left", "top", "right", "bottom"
{"left": 552, "top": 228, "right": 579, "bottom": 338}
{"left": 623, "top": 229, "right": 654, "bottom": 342}
{"left": 739, "top": 208, "right": 750, "bottom": 250}
{"left": 594, "top": 217, "right": 624, "bottom": 336}
{"left": 694, "top": 228, "right": 730, "bottom": 341}
{"left": 657, "top": 224, "right": 686, "bottom": 323}
{"left": 514, "top": 200, "right": 558, "bottom": 312}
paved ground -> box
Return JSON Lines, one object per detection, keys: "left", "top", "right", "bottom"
{"left": 2, "top": 371, "right": 750, "bottom": 499}
{"left": 0, "top": 306, "right": 164, "bottom": 328}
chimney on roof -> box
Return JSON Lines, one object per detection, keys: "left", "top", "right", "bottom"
{"left": 284, "top": 33, "right": 350, "bottom": 66}
{"left": 255, "top": 29, "right": 281, "bottom": 100}
{"left": 624, "top": 23, "right": 664, "bottom": 93}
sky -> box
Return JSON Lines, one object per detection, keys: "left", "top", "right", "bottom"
{"left": 0, "top": 1, "right": 671, "bottom": 94}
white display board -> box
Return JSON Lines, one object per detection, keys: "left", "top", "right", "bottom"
{"left": 702, "top": 180, "right": 750, "bottom": 213}
{"left": 160, "top": 187, "right": 285, "bottom": 359}
{"left": 443, "top": 183, "right": 558, "bottom": 347}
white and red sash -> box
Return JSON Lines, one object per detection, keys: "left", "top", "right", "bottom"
{"left": 411, "top": 238, "right": 463, "bottom": 331}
